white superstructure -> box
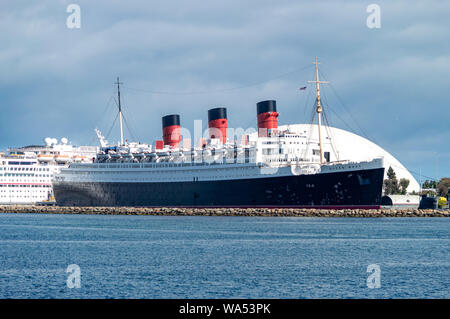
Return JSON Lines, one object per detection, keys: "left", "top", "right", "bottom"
{"left": 0, "top": 138, "right": 98, "bottom": 204}
{"left": 56, "top": 128, "right": 384, "bottom": 184}
{"left": 0, "top": 153, "right": 53, "bottom": 204}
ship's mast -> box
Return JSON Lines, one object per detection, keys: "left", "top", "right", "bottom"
{"left": 115, "top": 77, "right": 124, "bottom": 145}
{"left": 308, "top": 57, "right": 328, "bottom": 164}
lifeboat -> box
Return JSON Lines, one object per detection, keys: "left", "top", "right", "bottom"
{"left": 143, "top": 153, "right": 157, "bottom": 162}
{"left": 157, "top": 151, "right": 169, "bottom": 157}
{"left": 120, "top": 153, "right": 134, "bottom": 163}
{"left": 73, "top": 155, "right": 89, "bottom": 163}
{"left": 97, "top": 153, "right": 110, "bottom": 162}
{"left": 37, "top": 154, "right": 54, "bottom": 162}
{"left": 55, "top": 155, "right": 70, "bottom": 163}
{"left": 110, "top": 153, "right": 121, "bottom": 159}
{"left": 133, "top": 153, "right": 145, "bottom": 158}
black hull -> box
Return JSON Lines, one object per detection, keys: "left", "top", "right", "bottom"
{"left": 53, "top": 168, "right": 384, "bottom": 208}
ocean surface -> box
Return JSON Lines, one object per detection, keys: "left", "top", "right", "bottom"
{"left": 0, "top": 213, "right": 449, "bottom": 299}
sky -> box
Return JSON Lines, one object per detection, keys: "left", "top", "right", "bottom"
{"left": 0, "top": 0, "right": 449, "bottom": 182}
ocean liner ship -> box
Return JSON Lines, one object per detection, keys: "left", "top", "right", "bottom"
{"left": 53, "top": 58, "right": 385, "bottom": 208}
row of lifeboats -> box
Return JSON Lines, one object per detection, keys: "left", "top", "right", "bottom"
{"left": 37, "top": 154, "right": 89, "bottom": 163}
{"left": 95, "top": 147, "right": 247, "bottom": 164}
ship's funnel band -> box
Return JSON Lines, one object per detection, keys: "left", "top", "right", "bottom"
{"left": 208, "top": 107, "right": 227, "bottom": 121}
{"left": 208, "top": 107, "right": 228, "bottom": 144}
{"left": 257, "top": 100, "right": 277, "bottom": 115}
{"left": 162, "top": 114, "right": 181, "bottom": 147}
{"left": 162, "top": 114, "right": 180, "bottom": 128}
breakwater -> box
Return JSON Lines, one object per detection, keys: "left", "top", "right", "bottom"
{"left": 0, "top": 205, "right": 449, "bottom": 217}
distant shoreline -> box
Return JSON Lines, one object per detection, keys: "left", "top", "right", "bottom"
{"left": 0, "top": 205, "right": 448, "bottom": 217}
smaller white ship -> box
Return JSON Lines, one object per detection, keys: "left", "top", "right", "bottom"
{"left": 0, "top": 138, "right": 98, "bottom": 205}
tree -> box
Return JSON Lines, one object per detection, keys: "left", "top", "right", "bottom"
{"left": 422, "top": 180, "right": 436, "bottom": 189}
{"left": 383, "top": 166, "right": 401, "bottom": 195}
{"left": 387, "top": 166, "right": 396, "bottom": 180}
{"left": 399, "top": 178, "right": 410, "bottom": 195}
{"left": 437, "top": 178, "right": 450, "bottom": 196}
{"left": 383, "top": 179, "right": 396, "bottom": 195}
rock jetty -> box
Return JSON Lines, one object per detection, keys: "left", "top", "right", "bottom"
{"left": 0, "top": 205, "right": 448, "bottom": 217}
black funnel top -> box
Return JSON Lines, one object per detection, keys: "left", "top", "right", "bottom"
{"left": 257, "top": 100, "right": 277, "bottom": 114}
{"left": 162, "top": 114, "right": 180, "bottom": 128}
{"left": 208, "top": 107, "right": 227, "bottom": 122}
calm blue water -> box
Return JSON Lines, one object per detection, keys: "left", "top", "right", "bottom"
{"left": 0, "top": 213, "right": 448, "bottom": 298}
